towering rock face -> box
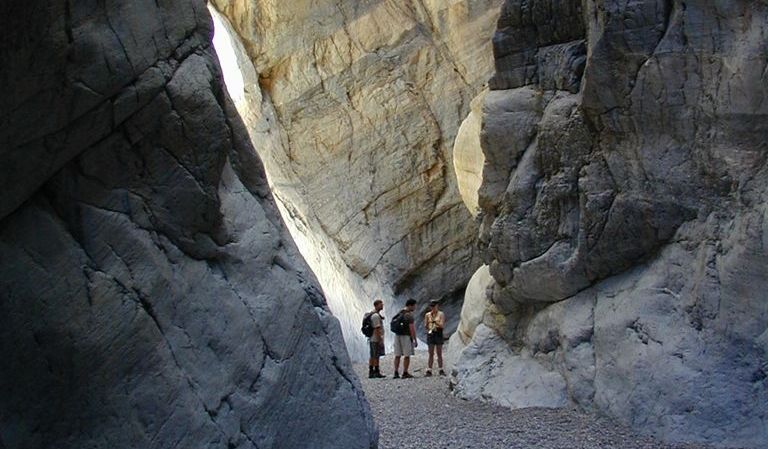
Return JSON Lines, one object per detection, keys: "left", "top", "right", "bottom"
{"left": 452, "top": 1, "right": 768, "bottom": 447}
{"left": 208, "top": 0, "right": 503, "bottom": 354}
{"left": 0, "top": 1, "right": 376, "bottom": 448}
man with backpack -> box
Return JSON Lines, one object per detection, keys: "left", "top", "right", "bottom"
{"left": 391, "top": 299, "right": 418, "bottom": 379}
{"left": 362, "top": 299, "right": 386, "bottom": 379}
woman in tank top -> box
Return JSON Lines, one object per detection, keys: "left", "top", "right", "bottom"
{"left": 424, "top": 299, "right": 446, "bottom": 376}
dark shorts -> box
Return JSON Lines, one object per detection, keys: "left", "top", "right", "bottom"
{"left": 369, "top": 341, "right": 384, "bottom": 358}
{"left": 427, "top": 329, "right": 444, "bottom": 346}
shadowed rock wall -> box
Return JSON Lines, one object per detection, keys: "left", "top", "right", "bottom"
{"left": 451, "top": 1, "right": 768, "bottom": 447}
{"left": 0, "top": 1, "right": 376, "bottom": 448}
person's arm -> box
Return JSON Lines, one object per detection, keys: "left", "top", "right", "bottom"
{"left": 424, "top": 313, "right": 430, "bottom": 331}
{"left": 410, "top": 321, "right": 417, "bottom": 347}
{"left": 437, "top": 312, "right": 445, "bottom": 329}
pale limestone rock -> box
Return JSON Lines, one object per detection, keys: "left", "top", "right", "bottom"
{"left": 453, "top": 92, "right": 486, "bottom": 216}
{"left": 210, "top": 0, "right": 503, "bottom": 356}
{"left": 446, "top": 263, "right": 494, "bottom": 369}
{"left": 456, "top": 264, "right": 494, "bottom": 344}
{"left": 453, "top": 325, "right": 568, "bottom": 409}
{"left": 208, "top": 5, "right": 392, "bottom": 359}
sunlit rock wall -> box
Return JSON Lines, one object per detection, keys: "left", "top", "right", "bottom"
{"left": 0, "top": 1, "right": 376, "bottom": 447}
{"left": 209, "top": 0, "right": 503, "bottom": 357}
{"left": 453, "top": 92, "right": 487, "bottom": 217}
{"left": 451, "top": 1, "right": 768, "bottom": 447}
{"left": 208, "top": 4, "right": 376, "bottom": 359}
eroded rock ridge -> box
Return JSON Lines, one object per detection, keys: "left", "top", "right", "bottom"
{"left": 451, "top": 1, "right": 768, "bottom": 447}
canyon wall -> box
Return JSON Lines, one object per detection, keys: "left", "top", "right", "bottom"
{"left": 0, "top": 1, "right": 376, "bottom": 448}
{"left": 209, "top": 0, "right": 503, "bottom": 354}
{"left": 451, "top": 1, "right": 768, "bottom": 447}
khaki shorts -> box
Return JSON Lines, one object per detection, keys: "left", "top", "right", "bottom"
{"left": 393, "top": 334, "right": 414, "bottom": 356}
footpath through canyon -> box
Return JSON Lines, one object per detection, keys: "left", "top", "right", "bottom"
{"left": 358, "top": 355, "right": 717, "bottom": 449}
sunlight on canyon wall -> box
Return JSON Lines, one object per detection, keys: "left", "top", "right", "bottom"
{"left": 208, "top": 1, "right": 502, "bottom": 361}
{"left": 208, "top": 5, "right": 394, "bottom": 359}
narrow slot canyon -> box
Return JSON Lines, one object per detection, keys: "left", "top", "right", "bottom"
{"left": 205, "top": 0, "right": 497, "bottom": 360}
{"left": 1, "top": 1, "right": 767, "bottom": 449}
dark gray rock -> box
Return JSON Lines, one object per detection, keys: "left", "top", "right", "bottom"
{"left": 453, "top": 1, "right": 768, "bottom": 447}
{"left": 489, "top": 0, "right": 586, "bottom": 91}
{"left": 0, "top": 1, "right": 376, "bottom": 448}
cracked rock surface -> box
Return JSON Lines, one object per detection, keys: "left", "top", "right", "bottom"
{"left": 0, "top": 1, "right": 376, "bottom": 448}
{"left": 208, "top": 0, "right": 504, "bottom": 354}
{"left": 451, "top": 1, "right": 768, "bottom": 447}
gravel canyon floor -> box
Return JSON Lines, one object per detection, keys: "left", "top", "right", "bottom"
{"left": 356, "top": 355, "right": 724, "bottom": 449}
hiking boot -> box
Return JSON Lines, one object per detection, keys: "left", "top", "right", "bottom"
{"left": 374, "top": 372, "right": 387, "bottom": 378}
{"left": 393, "top": 372, "right": 400, "bottom": 379}
{"left": 425, "top": 370, "right": 433, "bottom": 377}
{"left": 368, "top": 367, "right": 375, "bottom": 379}
{"left": 439, "top": 370, "right": 446, "bottom": 376}
{"left": 402, "top": 372, "right": 413, "bottom": 379}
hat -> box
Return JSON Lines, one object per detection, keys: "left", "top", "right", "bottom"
{"left": 429, "top": 299, "right": 439, "bottom": 306}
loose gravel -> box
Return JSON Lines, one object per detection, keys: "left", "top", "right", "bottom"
{"left": 356, "top": 354, "right": 719, "bottom": 449}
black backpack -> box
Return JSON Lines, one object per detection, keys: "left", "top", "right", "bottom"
{"left": 390, "top": 311, "right": 410, "bottom": 336}
{"left": 361, "top": 312, "right": 375, "bottom": 337}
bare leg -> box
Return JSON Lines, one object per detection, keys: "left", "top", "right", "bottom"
{"left": 403, "top": 356, "right": 410, "bottom": 374}
{"left": 394, "top": 355, "right": 401, "bottom": 374}
{"left": 428, "top": 344, "right": 435, "bottom": 370}
{"left": 436, "top": 344, "right": 444, "bottom": 369}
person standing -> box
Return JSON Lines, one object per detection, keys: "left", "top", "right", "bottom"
{"left": 424, "top": 299, "right": 446, "bottom": 376}
{"left": 367, "top": 299, "right": 386, "bottom": 379}
{"left": 392, "top": 299, "right": 417, "bottom": 379}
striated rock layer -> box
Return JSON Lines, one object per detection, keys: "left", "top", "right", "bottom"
{"left": 451, "top": 1, "right": 768, "bottom": 447}
{"left": 209, "top": 0, "right": 503, "bottom": 353}
{"left": 0, "top": 1, "right": 376, "bottom": 448}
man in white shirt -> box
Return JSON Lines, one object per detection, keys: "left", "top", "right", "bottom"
{"left": 367, "top": 299, "right": 386, "bottom": 378}
{"left": 393, "top": 299, "right": 418, "bottom": 379}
